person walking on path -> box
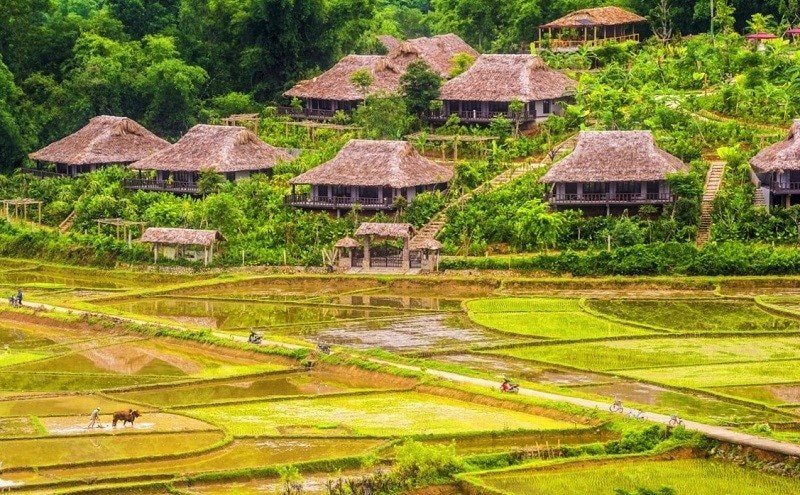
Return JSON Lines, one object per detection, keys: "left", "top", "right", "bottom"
{"left": 87, "top": 407, "right": 101, "bottom": 429}
{"left": 15, "top": 289, "right": 22, "bottom": 306}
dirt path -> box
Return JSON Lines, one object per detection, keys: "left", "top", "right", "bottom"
{"left": 21, "top": 301, "right": 800, "bottom": 457}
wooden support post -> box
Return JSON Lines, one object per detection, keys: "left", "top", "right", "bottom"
{"left": 204, "top": 246, "right": 209, "bottom": 267}
{"left": 402, "top": 237, "right": 410, "bottom": 271}
{"left": 154, "top": 243, "right": 159, "bottom": 263}
{"left": 363, "top": 236, "right": 371, "bottom": 269}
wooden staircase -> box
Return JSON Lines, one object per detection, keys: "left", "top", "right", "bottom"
{"left": 696, "top": 161, "right": 725, "bottom": 246}
{"left": 59, "top": 210, "right": 76, "bottom": 234}
{"left": 409, "top": 135, "right": 578, "bottom": 248}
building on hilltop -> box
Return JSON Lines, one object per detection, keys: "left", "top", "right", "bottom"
{"left": 431, "top": 54, "right": 575, "bottom": 125}
{"left": 286, "top": 139, "right": 453, "bottom": 215}
{"left": 535, "top": 6, "right": 646, "bottom": 52}
{"left": 125, "top": 124, "right": 292, "bottom": 195}
{"left": 281, "top": 34, "right": 477, "bottom": 120}
{"left": 750, "top": 120, "right": 800, "bottom": 209}
{"left": 541, "top": 130, "right": 688, "bottom": 215}
{"left": 26, "top": 116, "right": 169, "bottom": 178}
{"left": 139, "top": 227, "right": 225, "bottom": 266}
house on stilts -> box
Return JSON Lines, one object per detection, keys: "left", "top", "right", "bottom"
{"left": 541, "top": 130, "right": 688, "bottom": 216}
{"left": 535, "top": 7, "right": 646, "bottom": 52}
{"left": 26, "top": 116, "right": 169, "bottom": 178}
{"left": 750, "top": 120, "right": 800, "bottom": 209}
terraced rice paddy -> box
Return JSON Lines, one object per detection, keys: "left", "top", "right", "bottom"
{"left": 466, "top": 458, "right": 800, "bottom": 495}
{"left": 4, "top": 263, "right": 800, "bottom": 493}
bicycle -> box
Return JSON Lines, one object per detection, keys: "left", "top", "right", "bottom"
{"left": 668, "top": 415, "right": 684, "bottom": 427}
{"left": 627, "top": 409, "right": 645, "bottom": 420}
{"left": 609, "top": 399, "right": 624, "bottom": 413}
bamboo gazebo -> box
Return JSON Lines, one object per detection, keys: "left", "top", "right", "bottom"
{"left": 536, "top": 7, "right": 646, "bottom": 52}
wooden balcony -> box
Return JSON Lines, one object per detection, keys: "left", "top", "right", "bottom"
{"left": 20, "top": 168, "right": 69, "bottom": 178}
{"left": 427, "top": 109, "right": 538, "bottom": 124}
{"left": 534, "top": 34, "right": 640, "bottom": 52}
{"left": 123, "top": 179, "right": 200, "bottom": 195}
{"left": 549, "top": 192, "right": 674, "bottom": 205}
{"left": 284, "top": 194, "right": 394, "bottom": 211}
{"left": 277, "top": 106, "right": 336, "bottom": 120}
{"left": 770, "top": 182, "right": 800, "bottom": 194}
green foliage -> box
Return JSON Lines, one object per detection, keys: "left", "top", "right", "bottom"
{"left": 393, "top": 440, "right": 465, "bottom": 484}
{"left": 350, "top": 68, "right": 374, "bottom": 95}
{"left": 400, "top": 60, "right": 442, "bottom": 118}
{"left": 401, "top": 191, "right": 447, "bottom": 228}
{"left": 354, "top": 93, "right": 414, "bottom": 139}
{"left": 449, "top": 52, "right": 475, "bottom": 77}
{"left": 615, "top": 487, "right": 676, "bottom": 495}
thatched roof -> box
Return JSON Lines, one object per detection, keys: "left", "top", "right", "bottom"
{"left": 541, "top": 7, "right": 645, "bottom": 29}
{"left": 751, "top": 121, "right": 800, "bottom": 173}
{"left": 541, "top": 131, "right": 687, "bottom": 183}
{"left": 355, "top": 223, "right": 413, "bottom": 238}
{"left": 386, "top": 33, "right": 478, "bottom": 78}
{"left": 377, "top": 35, "right": 401, "bottom": 51}
{"left": 290, "top": 140, "right": 453, "bottom": 188}
{"left": 334, "top": 236, "right": 360, "bottom": 248}
{"left": 410, "top": 238, "right": 442, "bottom": 251}
{"left": 440, "top": 54, "right": 575, "bottom": 102}
{"left": 29, "top": 116, "right": 169, "bottom": 166}
{"left": 130, "top": 125, "right": 292, "bottom": 173}
{"left": 284, "top": 34, "right": 477, "bottom": 101}
{"left": 140, "top": 228, "right": 225, "bottom": 246}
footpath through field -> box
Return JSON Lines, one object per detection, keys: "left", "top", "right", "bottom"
{"left": 21, "top": 300, "right": 800, "bottom": 458}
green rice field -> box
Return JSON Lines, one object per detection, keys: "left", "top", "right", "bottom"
{"left": 3, "top": 262, "right": 800, "bottom": 493}
{"left": 467, "top": 458, "right": 800, "bottom": 495}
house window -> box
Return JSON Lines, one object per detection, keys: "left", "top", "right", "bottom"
{"left": 310, "top": 99, "right": 332, "bottom": 110}
{"left": 542, "top": 100, "right": 552, "bottom": 114}
{"left": 582, "top": 182, "right": 607, "bottom": 194}
{"left": 461, "top": 101, "right": 482, "bottom": 113}
{"left": 488, "top": 101, "right": 509, "bottom": 114}
{"left": 616, "top": 181, "right": 641, "bottom": 194}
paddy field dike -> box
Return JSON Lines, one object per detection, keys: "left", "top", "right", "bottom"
{"left": 3, "top": 259, "right": 800, "bottom": 493}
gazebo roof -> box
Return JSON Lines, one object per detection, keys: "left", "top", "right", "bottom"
{"left": 746, "top": 32, "right": 778, "bottom": 40}
{"left": 409, "top": 238, "right": 442, "bottom": 251}
{"left": 541, "top": 6, "right": 645, "bottom": 29}
{"left": 139, "top": 228, "right": 225, "bottom": 246}
{"left": 289, "top": 140, "right": 453, "bottom": 188}
{"left": 439, "top": 54, "right": 575, "bottom": 102}
{"left": 541, "top": 131, "right": 687, "bottom": 183}
{"left": 29, "top": 116, "right": 169, "bottom": 166}
{"left": 334, "top": 236, "right": 360, "bottom": 248}
{"left": 750, "top": 121, "right": 800, "bottom": 173}
{"left": 355, "top": 223, "right": 413, "bottom": 238}
{"left": 130, "top": 125, "right": 292, "bottom": 173}
{"left": 785, "top": 28, "right": 800, "bottom": 35}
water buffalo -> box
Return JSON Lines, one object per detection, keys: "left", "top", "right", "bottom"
{"left": 111, "top": 409, "right": 141, "bottom": 427}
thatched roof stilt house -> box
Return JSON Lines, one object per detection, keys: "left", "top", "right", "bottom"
{"left": 139, "top": 227, "right": 225, "bottom": 266}
{"left": 541, "top": 130, "right": 688, "bottom": 215}
{"left": 286, "top": 139, "right": 453, "bottom": 214}
{"left": 750, "top": 120, "right": 800, "bottom": 209}
{"left": 281, "top": 34, "right": 477, "bottom": 120}
{"left": 126, "top": 124, "right": 292, "bottom": 194}
{"left": 26, "top": 116, "right": 169, "bottom": 178}
{"left": 433, "top": 54, "right": 575, "bottom": 124}
{"left": 536, "top": 7, "right": 646, "bottom": 52}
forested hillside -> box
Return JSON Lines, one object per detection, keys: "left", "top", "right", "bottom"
{"left": 1, "top": 0, "right": 797, "bottom": 170}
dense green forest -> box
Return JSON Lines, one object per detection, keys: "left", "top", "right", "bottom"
{"left": 2, "top": 1, "right": 800, "bottom": 272}
{"left": 2, "top": 0, "right": 800, "bottom": 170}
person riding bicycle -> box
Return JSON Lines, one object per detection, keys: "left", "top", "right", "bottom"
{"left": 248, "top": 331, "right": 262, "bottom": 344}
{"left": 317, "top": 343, "right": 331, "bottom": 355}
{"left": 610, "top": 396, "right": 623, "bottom": 412}
{"left": 668, "top": 414, "right": 683, "bottom": 426}
{"left": 500, "top": 379, "right": 519, "bottom": 393}
{"left": 16, "top": 289, "right": 22, "bottom": 306}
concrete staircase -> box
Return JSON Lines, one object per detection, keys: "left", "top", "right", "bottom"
{"left": 696, "top": 161, "right": 725, "bottom": 246}
{"left": 59, "top": 210, "right": 76, "bottom": 234}
{"left": 408, "top": 135, "right": 578, "bottom": 248}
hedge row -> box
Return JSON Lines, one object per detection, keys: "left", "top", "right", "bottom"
{"left": 440, "top": 242, "right": 800, "bottom": 276}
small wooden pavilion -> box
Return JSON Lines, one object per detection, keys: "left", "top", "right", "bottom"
{"left": 26, "top": 116, "right": 169, "bottom": 178}
{"left": 281, "top": 34, "right": 477, "bottom": 120}
{"left": 287, "top": 139, "right": 453, "bottom": 215}
{"left": 126, "top": 125, "right": 292, "bottom": 194}
{"left": 786, "top": 28, "right": 800, "bottom": 41}
{"left": 139, "top": 227, "right": 225, "bottom": 266}
{"left": 334, "top": 236, "right": 361, "bottom": 270}
{"left": 750, "top": 120, "right": 800, "bottom": 209}
{"left": 433, "top": 55, "right": 576, "bottom": 124}
{"left": 541, "top": 130, "right": 688, "bottom": 216}
{"left": 353, "top": 223, "right": 415, "bottom": 271}
{"left": 2, "top": 199, "right": 42, "bottom": 224}
{"left": 408, "top": 237, "right": 443, "bottom": 271}
{"left": 536, "top": 7, "right": 646, "bottom": 52}
{"left": 95, "top": 218, "right": 147, "bottom": 248}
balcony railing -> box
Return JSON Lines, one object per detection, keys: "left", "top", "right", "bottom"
{"left": 549, "top": 192, "right": 674, "bottom": 205}
{"left": 20, "top": 168, "right": 69, "bottom": 178}
{"left": 427, "top": 109, "right": 538, "bottom": 123}
{"left": 124, "top": 179, "right": 200, "bottom": 194}
{"left": 285, "top": 194, "right": 395, "bottom": 210}
{"left": 533, "top": 34, "right": 640, "bottom": 51}
{"left": 771, "top": 182, "right": 800, "bottom": 192}
{"left": 277, "top": 106, "right": 337, "bottom": 120}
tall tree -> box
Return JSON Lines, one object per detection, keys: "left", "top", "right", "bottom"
{"left": 0, "top": 56, "right": 27, "bottom": 170}
{"left": 400, "top": 60, "right": 441, "bottom": 118}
